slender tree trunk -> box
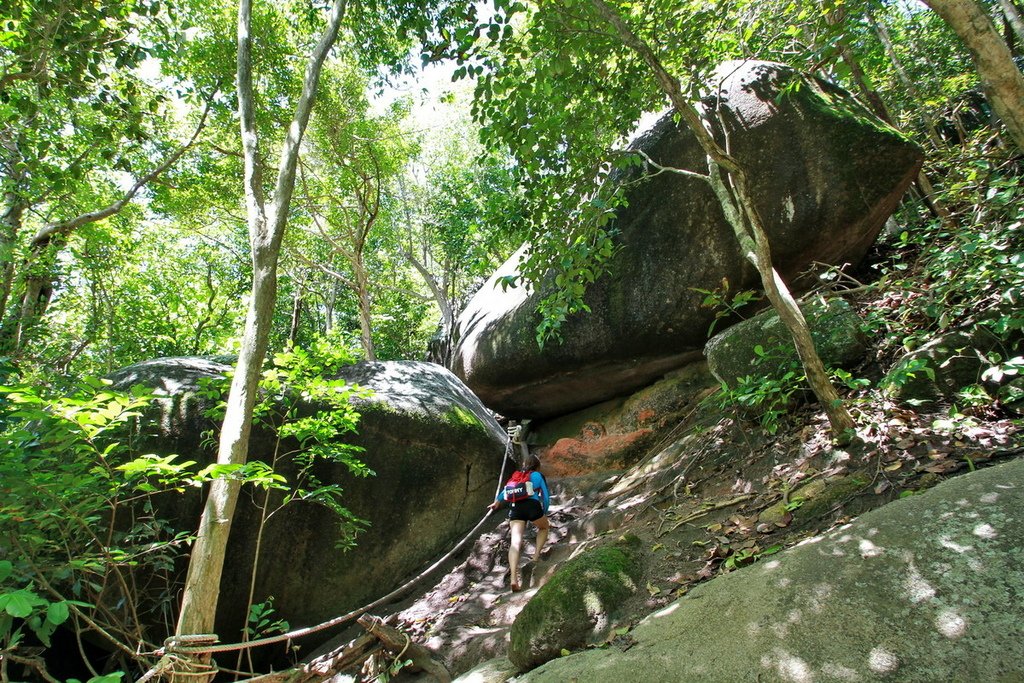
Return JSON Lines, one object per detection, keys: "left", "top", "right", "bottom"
{"left": 10, "top": 234, "right": 63, "bottom": 351}
{"left": 403, "top": 248, "right": 454, "bottom": 331}
{"left": 172, "top": 0, "right": 345, "bottom": 674}
{"left": 868, "top": 12, "right": 945, "bottom": 148}
{"left": 836, "top": 41, "right": 892, "bottom": 124}
{"left": 0, "top": 187, "right": 27, "bottom": 321}
{"left": 590, "top": 0, "right": 855, "bottom": 437}
{"left": 996, "top": 0, "right": 1024, "bottom": 45}
{"left": 842, "top": 20, "right": 949, "bottom": 221}
{"left": 395, "top": 173, "right": 455, "bottom": 330}
{"left": 352, "top": 252, "right": 376, "bottom": 361}
{"left": 923, "top": 0, "right": 1024, "bottom": 150}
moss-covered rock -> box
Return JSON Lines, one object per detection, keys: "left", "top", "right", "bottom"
{"left": 883, "top": 330, "right": 1004, "bottom": 405}
{"left": 509, "top": 534, "right": 644, "bottom": 670}
{"left": 705, "top": 297, "right": 867, "bottom": 390}
{"left": 449, "top": 60, "right": 922, "bottom": 420}
{"left": 999, "top": 377, "right": 1024, "bottom": 414}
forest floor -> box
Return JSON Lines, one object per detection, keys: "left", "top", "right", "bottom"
{"left": 358, "top": 395, "right": 1024, "bottom": 680}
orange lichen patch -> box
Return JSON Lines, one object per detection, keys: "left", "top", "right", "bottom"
{"left": 634, "top": 408, "right": 657, "bottom": 426}
{"left": 542, "top": 429, "right": 654, "bottom": 478}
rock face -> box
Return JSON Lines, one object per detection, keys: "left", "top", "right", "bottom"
{"left": 523, "top": 457, "right": 1024, "bottom": 681}
{"left": 450, "top": 60, "right": 922, "bottom": 419}
{"left": 110, "top": 358, "right": 506, "bottom": 643}
{"left": 509, "top": 534, "right": 643, "bottom": 670}
{"left": 705, "top": 297, "right": 867, "bottom": 389}
{"left": 533, "top": 362, "right": 718, "bottom": 478}
{"left": 883, "top": 329, "right": 1017, "bottom": 405}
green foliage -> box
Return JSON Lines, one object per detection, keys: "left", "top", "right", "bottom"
{"left": 202, "top": 337, "right": 376, "bottom": 550}
{"left": 0, "top": 375, "right": 190, "bottom": 659}
{"left": 245, "top": 596, "right": 290, "bottom": 640}
{"left": 0, "top": 334, "right": 373, "bottom": 670}
{"left": 694, "top": 281, "right": 762, "bottom": 336}
{"left": 715, "top": 344, "right": 805, "bottom": 435}
{"left": 32, "top": 222, "right": 247, "bottom": 377}
{"left": 869, "top": 144, "right": 1024, "bottom": 395}
{"left": 879, "top": 357, "right": 935, "bottom": 393}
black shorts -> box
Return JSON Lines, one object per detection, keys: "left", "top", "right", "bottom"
{"left": 508, "top": 498, "right": 544, "bottom": 522}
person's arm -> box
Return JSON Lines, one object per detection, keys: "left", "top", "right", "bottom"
{"left": 488, "top": 486, "right": 505, "bottom": 511}
{"left": 533, "top": 472, "right": 550, "bottom": 513}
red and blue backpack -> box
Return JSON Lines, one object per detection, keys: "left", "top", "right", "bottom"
{"left": 502, "top": 469, "right": 535, "bottom": 503}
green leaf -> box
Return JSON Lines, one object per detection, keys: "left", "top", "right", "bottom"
{"left": 1, "top": 589, "right": 45, "bottom": 618}
{"left": 0, "top": 560, "right": 11, "bottom": 582}
{"left": 46, "top": 601, "right": 70, "bottom": 625}
{"left": 87, "top": 674, "right": 125, "bottom": 683}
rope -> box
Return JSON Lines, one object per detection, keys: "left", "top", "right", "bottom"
{"left": 151, "top": 431, "right": 518, "bottom": 663}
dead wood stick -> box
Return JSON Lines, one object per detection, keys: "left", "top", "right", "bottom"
{"left": 357, "top": 615, "right": 452, "bottom": 683}
{"left": 240, "top": 633, "right": 379, "bottom": 683}
{"left": 659, "top": 494, "right": 756, "bottom": 537}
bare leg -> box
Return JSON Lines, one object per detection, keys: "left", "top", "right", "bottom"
{"left": 509, "top": 520, "right": 526, "bottom": 588}
{"left": 533, "top": 516, "right": 550, "bottom": 561}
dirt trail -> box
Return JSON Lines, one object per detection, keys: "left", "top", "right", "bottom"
{"left": 313, "top": 404, "right": 1022, "bottom": 681}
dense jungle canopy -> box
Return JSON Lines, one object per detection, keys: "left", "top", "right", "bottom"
{"left": 1, "top": 0, "right": 1023, "bottom": 680}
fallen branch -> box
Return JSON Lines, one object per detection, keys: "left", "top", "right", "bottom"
{"left": 357, "top": 615, "right": 451, "bottom": 683}
{"left": 239, "top": 632, "right": 379, "bottom": 683}
{"left": 658, "top": 494, "right": 755, "bottom": 537}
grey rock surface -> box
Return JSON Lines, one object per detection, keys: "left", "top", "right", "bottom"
{"left": 705, "top": 297, "right": 867, "bottom": 389}
{"left": 450, "top": 60, "right": 922, "bottom": 419}
{"left": 523, "top": 457, "right": 1024, "bottom": 682}
{"left": 110, "top": 357, "right": 507, "bottom": 645}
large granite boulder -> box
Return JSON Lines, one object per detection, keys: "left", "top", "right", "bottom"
{"left": 450, "top": 60, "right": 922, "bottom": 419}
{"left": 523, "top": 457, "right": 1024, "bottom": 681}
{"left": 109, "top": 357, "right": 506, "bottom": 644}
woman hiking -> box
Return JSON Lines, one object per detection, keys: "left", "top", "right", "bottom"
{"left": 488, "top": 453, "right": 550, "bottom": 591}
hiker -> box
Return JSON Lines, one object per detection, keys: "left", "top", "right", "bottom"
{"left": 488, "top": 453, "right": 550, "bottom": 591}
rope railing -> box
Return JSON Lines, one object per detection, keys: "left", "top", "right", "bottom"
{"left": 142, "top": 427, "right": 520, "bottom": 679}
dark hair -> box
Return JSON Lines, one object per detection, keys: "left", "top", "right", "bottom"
{"left": 522, "top": 453, "right": 541, "bottom": 471}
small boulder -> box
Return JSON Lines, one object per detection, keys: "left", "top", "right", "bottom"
{"left": 999, "top": 377, "right": 1024, "bottom": 414}
{"left": 705, "top": 297, "right": 867, "bottom": 389}
{"left": 509, "top": 534, "right": 643, "bottom": 670}
{"left": 883, "top": 329, "right": 1012, "bottom": 405}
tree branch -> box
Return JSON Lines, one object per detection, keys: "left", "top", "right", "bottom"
{"left": 29, "top": 100, "right": 213, "bottom": 247}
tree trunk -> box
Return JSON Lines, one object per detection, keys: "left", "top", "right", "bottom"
{"left": 352, "top": 252, "right": 376, "bottom": 361}
{"left": 923, "top": 0, "right": 1024, "bottom": 150}
{"left": 996, "top": 0, "right": 1024, "bottom": 45}
{"left": 171, "top": 0, "right": 346, "bottom": 675}
{"left": 403, "top": 248, "right": 454, "bottom": 332}
{"left": 842, "top": 19, "right": 950, "bottom": 221}
{"left": 0, "top": 185, "right": 27, "bottom": 322}
{"left": 868, "top": 12, "right": 945, "bottom": 148}
{"left": 836, "top": 42, "right": 893, "bottom": 124}
{"left": 590, "top": 0, "right": 855, "bottom": 437}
